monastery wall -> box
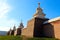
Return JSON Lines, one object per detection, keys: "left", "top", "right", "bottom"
{"left": 43, "top": 20, "right": 60, "bottom": 39}
{"left": 21, "top": 18, "right": 35, "bottom": 37}
{"left": 51, "top": 20, "right": 60, "bottom": 39}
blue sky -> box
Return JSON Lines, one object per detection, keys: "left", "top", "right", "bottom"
{"left": 0, "top": 0, "right": 60, "bottom": 31}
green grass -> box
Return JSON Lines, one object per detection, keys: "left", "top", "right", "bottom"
{"left": 0, "top": 36, "right": 59, "bottom": 40}
{"left": 0, "top": 36, "right": 22, "bottom": 40}
{"left": 28, "top": 37, "right": 59, "bottom": 40}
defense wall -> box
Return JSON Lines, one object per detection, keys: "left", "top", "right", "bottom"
{"left": 21, "top": 17, "right": 48, "bottom": 37}
{"left": 52, "top": 20, "right": 60, "bottom": 39}
{"left": 21, "top": 18, "right": 35, "bottom": 37}
{"left": 43, "top": 20, "right": 60, "bottom": 39}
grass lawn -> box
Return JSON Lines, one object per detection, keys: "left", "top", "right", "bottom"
{"left": 28, "top": 37, "right": 59, "bottom": 40}
{"left": 0, "top": 36, "right": 22, "bottom": 40}
{"left": 0, "top": 36, "right": 59, "bottom": 40}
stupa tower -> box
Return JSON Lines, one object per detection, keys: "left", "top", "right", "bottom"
{"left": 33, "top": 3, "right": 45, "bottom": 19}
{"left": 22, "top": 2, "right": 49, "bottom": 37}
{"left": 13, "top": 25, "right": 16, "bottom": 31}
{"left": 19, "top": 20, "right": 24, "bottom": 29}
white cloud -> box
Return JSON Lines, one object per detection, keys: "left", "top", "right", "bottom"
{"left": 0, "top": 26, "right": 10, "bottom": 31}
{"left": 0, "top": 0, "right": 11, "bottom": 18}
{"left": 0, "top": 0, "right": 19, "bottom": 31}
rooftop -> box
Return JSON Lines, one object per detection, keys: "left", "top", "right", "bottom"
{"left": 44, "top": 16, "right": 60, "bottom": 24}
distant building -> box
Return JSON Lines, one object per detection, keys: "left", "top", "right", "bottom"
{"left": 7, "top": 28, "right": 12, "bottom": 35}
{"left": 7, "top": 25, "right": 16, "bottom": 35}
{"left": 7, "top": 21, "right": 24, "bottom": 36}
{"left": 7, "top": 3, "right": 60, "bottom": 39}
{"left": 14, "top": 21, "right": 24, "bottom": 36}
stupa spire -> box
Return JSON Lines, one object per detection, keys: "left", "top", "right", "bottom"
{"left": 38, "top": 2, "right": 40, "bottom": 8}
{"left": 33, "top": 2, "right": 46, "bottom": 19}
{"left": 13, "top": 25, "right": 16, "bottom": 31}
{"left": 9, "top": 28, "right": 12, "bottom": 31}
{"left": 19, "top": 20, "right": 24, "bottom": 28}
